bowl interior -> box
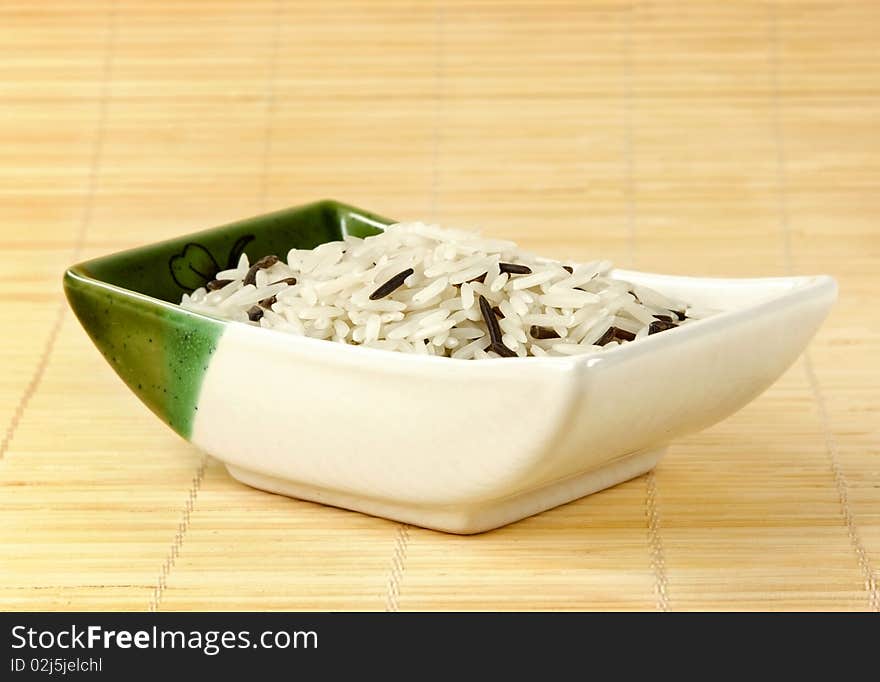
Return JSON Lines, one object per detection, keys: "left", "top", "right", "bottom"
{"left": 612, "top": 268, "right": 830, "bottom": 313}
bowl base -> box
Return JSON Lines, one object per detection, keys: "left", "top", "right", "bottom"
{"left": 224, "top": 446, "right": 665, "bottom": 534}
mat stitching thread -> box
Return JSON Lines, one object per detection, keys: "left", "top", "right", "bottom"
{"left": 0, "top": 0, "right": 118, "bottom": 462}
{"left": 430, "top": 0, "right": 447, "bottom": 221}
{"left": 768, "top": 2, "right": 879, "bottom": 612}
{"left": 148, "top": 457, "right": 207, "bottom": 612}
{"left": 383, "top": 0, "right": 447, "bottom": 612}
{"left": 385, "top": 524, "right": 411, "bottom": 612}
{"left": 148, "top": 0, "right": 285, "bottom": 611}
{"left": 645, "top": 471, "right": 670, "bottom": 611}
{"left": 622, "top": 3, "right": 671, "bottom": 612}
{"left": 622, "top": 4, "right": 638, "bottom": 267}
{"left": 257, "top": 0, "right": 284, "bottom": 211}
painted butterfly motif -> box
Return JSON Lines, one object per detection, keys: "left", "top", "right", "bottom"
{"left": 169, "top": 235, "right": 255, "bottom": 291}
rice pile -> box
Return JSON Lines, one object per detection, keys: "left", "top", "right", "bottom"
{"left": 180, "top": 222, "right": 710, "bottom": 359}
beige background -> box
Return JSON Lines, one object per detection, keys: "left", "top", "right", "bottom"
{"left": 0, "top": 0, "right": 877, "bottom": 611}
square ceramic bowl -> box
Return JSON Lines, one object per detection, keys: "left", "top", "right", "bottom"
{"left": 65, "top": 200, "right": 837, "bottom": 534}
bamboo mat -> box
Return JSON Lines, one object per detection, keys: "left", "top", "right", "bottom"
{"left": 0, "top": 0, "right": 877, "bottom": 612}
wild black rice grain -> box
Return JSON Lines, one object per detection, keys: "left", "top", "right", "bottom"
{"left": 649, "top": 319, "right": 677, "bottom": 334}
{"left": 206, "top": 279, "right": 232, "bottom": 291}
{"left": 258, "top": 295, "right": 277, "bottom": 309}
{"left": 369, "top": 268, "right": 414, "bottom": 300}
{"left": 479, "top": 295, "right": 516, "bottom": 357}
{"left": 489, "top": 342, "right": 517, "bottom": 358}
{"left": 247, "top": 305, "right": 264, "bottom": 322}
{"left": 243, "top": 255, "right": 279, "bottom": 286}
{"left": 499, "top": 263, "right": 532, "bottom": 275}
{"left": 597, "top": 326, "right": 636, "bottom": 346}
{"left": 478, "top": 295, "right": 502, "bottom": 344}
{"left": 596, "top": 328, "right": 615, "bottom": 346}
{"left": 271, "top": 277, "right": 297, "bottom": 286}
{"left": 529, "top": 325, "right": 560, "bottom": 340}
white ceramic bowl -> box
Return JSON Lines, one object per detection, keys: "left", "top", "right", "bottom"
{"left": 65, "top": 202, "right": 837, "bottom": 534}
{"left": 192, "top": 270, "right": 837, "bottom": 533}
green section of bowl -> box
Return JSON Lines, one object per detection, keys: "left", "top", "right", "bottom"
{"left": 64, "top": 199, "right": 393, "bottom": 438}
{"left": 64, "top": 273, "right": 225, "bottom": 438}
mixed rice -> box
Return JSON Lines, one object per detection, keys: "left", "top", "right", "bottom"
{"left": 180, "top": 222, "right": 712, "bottom": 359}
